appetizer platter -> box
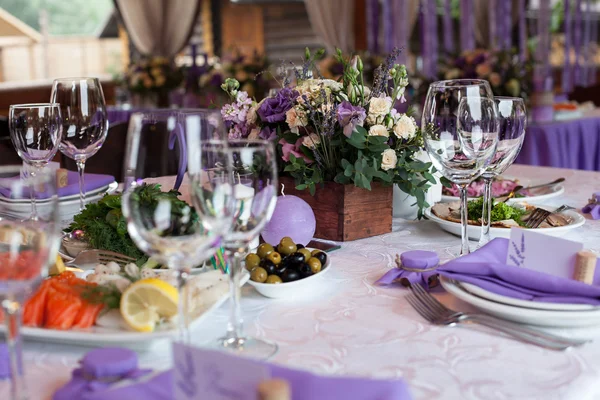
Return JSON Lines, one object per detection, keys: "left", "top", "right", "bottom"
{"left": 441, "top": 177, "right": 565, "bottom": 204}
{"left": 245, "top": 237, "right": 331, "bottom": 299}
{"left": 425, "top": 198, "right": 585, "bottom": 240}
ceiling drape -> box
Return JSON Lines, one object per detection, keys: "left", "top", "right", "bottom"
{"left": 474, "top": 0, "right": 521, "bottom": 48}
{"left": 114, "top": 0, "right": 201, "bottom": 57}
{"left": 304, "top": 0, "right": 355, "bottom": 53}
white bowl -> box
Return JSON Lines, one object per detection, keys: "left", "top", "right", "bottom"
{"left": 424, "top": 205, "right": 585, "bottom": 241}
{"left": 246, "top": 251, "right": 331, "bottom": 299}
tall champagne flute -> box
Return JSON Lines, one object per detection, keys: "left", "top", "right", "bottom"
{"left": 478, "top": 97, "right": 527, "bottom": 247}
{"left": 9, "top": 103, "right": 62, "bottom": 220}
{"left": 122, "top": 111, "right": 235, "bottom": 342}
{"left": 50, "top": 78, "right": 108, "bottom": 210}
{"left": 422, "top": 79, "right": 498, "bottom": 255}
{"left": 217, "top": 139, "right": 278, "bottom": 359}
{"left": 0, "top": 166, "right": 60, "bottom": 400}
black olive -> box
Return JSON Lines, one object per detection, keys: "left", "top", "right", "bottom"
{"left": 262, "top": 262, "right": 277, "bottom": 275}
{"left": 296, "top": 244, "right": 305, "bottom": 249}
{"left": 298, "top": 263, "right": 313, "bottom": 278}
{"left": 275, "top": 264, "right": 287, "bottom": 276}
{"left": 288, "top": 252, "right": 306, "bottom": 265}
{"left": 260, "top": 259, "right": 275, "bottom": 271}
{"left": 313, "top": 251, "right": 327, "bottom": 267}
{"left": 282, "top": 269, "right": 300, "bottom": 282}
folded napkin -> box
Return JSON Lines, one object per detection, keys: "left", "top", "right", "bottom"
{"left": 377, "top": 239, "right": 600, "bottom": 305}
{"left": 582, "top": 192, "right": 600, "bottom": 220}
{"left": 0, "top": 171, "right": 114, "bottom": 200}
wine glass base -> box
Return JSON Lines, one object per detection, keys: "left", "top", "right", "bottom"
{"left": 217, "top": 336, "right": 278, "bottom": 360}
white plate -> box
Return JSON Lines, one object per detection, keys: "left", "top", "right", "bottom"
{"left": 0, "top": 271, "right": 249, "bottom": 349}
{"left": 424, "top": 206, "right": 585, "bottom": 241}
{"left": 0, "top": 182, "right": 118, "bottom": 220}
{"left": 440, "top": 276, "right": 600, "bottom": 327}
{"left": 247, "top": 249, "right": 331, "bottom": 299}
{"left": 0, "top": 182, "right": 116, "bottom": 204}
{"left": 441, "top": 176, "right": 565, "bottom": 204}
{"left": 459, "top": 281, "right": 596, "bottom": 311}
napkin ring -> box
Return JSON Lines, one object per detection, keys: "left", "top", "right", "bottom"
{"left": 394, "top": 254, "right": 440, "bottom": 272}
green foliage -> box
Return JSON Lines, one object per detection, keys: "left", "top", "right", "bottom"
{"left": 467, "top": 197, "right": 527, "bottom": 226}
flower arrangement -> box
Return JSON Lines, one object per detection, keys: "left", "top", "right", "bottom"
{"left": 319, "top": 52, "right": 385, "bottom": 84}
{"left": 221, "top": 48, "right": 437, "bottom": 214}
{"left": 436, "top": 49, "right": 532, "bottom": 101}
{"left": 221, "top": 50, "right": 271, "bottom": 99}
{"left": 124, "top": 56, "right": 183, "bottom": 96}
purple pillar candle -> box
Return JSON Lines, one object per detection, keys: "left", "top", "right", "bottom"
{"left": 261, "top": 194, "right": 316, "bottom": 246}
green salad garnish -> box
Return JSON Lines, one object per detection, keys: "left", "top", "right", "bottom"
{"left": 467, "top": 197, "right": 527, "bottom": 226}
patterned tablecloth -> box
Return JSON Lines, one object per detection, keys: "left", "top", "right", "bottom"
{"left": 3, "top": 164, "right": 600, "bottom": 400}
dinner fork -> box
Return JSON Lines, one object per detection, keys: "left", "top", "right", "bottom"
{"left": 525, "top": 204, "right": 574, "bottom": 229}
{"left": 407, "top": 283, "right": 588, "bottom": 350}
{"left": 65, "top": 249, "right": 136, "bottom": 268}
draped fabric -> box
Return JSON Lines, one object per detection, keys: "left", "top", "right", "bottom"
{"left": 304, "top": 0, "right": 355, "bottom": 53}
{"left": 473, "top": 0, "right": 521, "bottom": 48}
{"left": 114, "top": 0, "right": 201, "bottom": 57}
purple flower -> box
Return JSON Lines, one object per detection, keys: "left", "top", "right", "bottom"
{"left": 259, "top": 126, "right": 277, "bottom": 141}
{"left": 337, "top": 101, "right": 366, "bottom": 137}
{"left": 257, "top": 88, "right": 298, "bottom": 123}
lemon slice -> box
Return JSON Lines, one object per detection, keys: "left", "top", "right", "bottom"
{"left": 120, "top": 278, "right": 179, "bottom": 332}
{"left": 49, "top": 255, "right": 66, "bottom": 275}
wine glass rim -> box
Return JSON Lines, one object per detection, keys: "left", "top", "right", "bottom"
{"left": 494, "top": 96, "right": 524, "bottom": 101}
{"left": 9, "top": 103, "right": 60, "bottom": 109}
{"left": 52, "top": 77, "right": 101, "bottom": 82}
{"left": 430, "top": 79, "right": 491, "bottom": 88}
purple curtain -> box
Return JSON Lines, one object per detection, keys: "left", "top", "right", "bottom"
{"left": 460, "top": 0, "right": 475, "bottom": 51}
{"left": 582, "top": 0, "right": 592, "bottom": 86}
{"left": 443, "top": 0, "right": 453, "bottom": 53}
{"left": 382, "top": 0, "right": 393, "bottom": 52}
{"left": 394, "top": 0, "right": 409, "bottom": 64}
{"left": 489, "top": 0, "right": 497, "bottom": 49}
{"left": 518, "top": 0, "right": 527, "bottom": 62}
{"left": 573, "top": 0, "right": 583, "bottom": 86}
{"left": 563, "top": 0, "right": 573, "bottom": 93}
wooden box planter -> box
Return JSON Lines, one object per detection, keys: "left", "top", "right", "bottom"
{"left": 279, "top": 176, "right": 393, "bottom": 242}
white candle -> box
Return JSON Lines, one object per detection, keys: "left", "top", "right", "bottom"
{"left": 234, "top": 183, "right": 255, "bottom": 222}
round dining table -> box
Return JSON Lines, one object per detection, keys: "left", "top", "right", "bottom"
{"left": 3, "top": 163, "right": 600, "bottom": 400}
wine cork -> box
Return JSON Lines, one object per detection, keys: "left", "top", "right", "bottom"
{"left": 56, "top": 168, "right": 69, "bottom": 188}
{"left": 573, "top": 251, "right": 597, "bottom": 285}
{"left": 257, "top": 379, "right": 291, "bottom": 400}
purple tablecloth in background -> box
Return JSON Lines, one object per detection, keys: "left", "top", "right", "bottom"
{"left": 516, "top": 116, "right": 600, "bottom": 171}
{"left": 107, "top": 106, "right": 146, "bottom": 125}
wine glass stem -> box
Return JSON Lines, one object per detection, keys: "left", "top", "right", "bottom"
{"left": 172, "top": 265, "right": 190, "bottom": 344}
{"left": 2, "top": 300, "right": 27, "bottom": 400}
{"left": 76, "top": 159, "right": 86, "bottom": 211}
{"left": 224, "top": 247, "right": 245, "bottom": 346}
{"left": 28, "top": 168, "right": 38, "bottom": 221}
{"left": 459, "top": 184, "right": 470, "bottom": 256}
{"left": 478, "top": 177, "right": 494, "bottom": 247}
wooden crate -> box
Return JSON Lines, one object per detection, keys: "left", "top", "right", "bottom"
{"left": 279, "top": 176, "right": 393, "bottom": 241}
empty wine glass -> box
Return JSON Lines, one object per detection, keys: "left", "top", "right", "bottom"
{"left": 0, "top": 165, "right": 60, "bottom": 400}
{"left": 422, "top": 79, "right": 498, "bottom": 255}
{"left": 477, "top": 97, "right": 527, "bottom": 247}
{"left": 9, "top": 103, "right": 62, "bottom": 220}
{"left": 50, "top": 78, "right": 108, "bottom": 210}
{"left": 217, "top": 139, "right": 278, "bottom": 359}
{"left": 122, "top": 111, "right": 235, "bottom": 342}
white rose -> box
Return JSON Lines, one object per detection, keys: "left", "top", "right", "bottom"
{"left": 366, "top": 96, "right": 392, "bottom": 125}
{"left": 246, "top": 105, "right": 258, "bottom": 125}
{"left": 393, "top": 114, "right": 417, "bottom": 141}
{"left": 381, "top": 149, "right": 398, "bottom": 171}
{"left": 302, "top": 133, "right": 321, "bottom": 149}
{"left": 285, "top": 106, "right": 308, "bottom": 134}
{"left": 368, "top": 124, "right": 389, "bottom": 138}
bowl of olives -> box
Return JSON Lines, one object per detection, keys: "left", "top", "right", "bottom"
{"left": 245, "top": 236, "right": 331, "bottom": 299}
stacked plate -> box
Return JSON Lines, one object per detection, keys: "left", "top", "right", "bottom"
{"left": 0, "top": 181, "right": 118, "bottom": 220}
{"left": 441, "top": 276, "right": 600, "bottom": 328}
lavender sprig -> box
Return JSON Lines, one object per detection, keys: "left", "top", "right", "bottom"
{"left": 371, "top": 48, "right": 402, "bottom": 98}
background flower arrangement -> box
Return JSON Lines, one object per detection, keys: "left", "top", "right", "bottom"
{"left": 124, "top": 56, "right": 183, "bottom": 97}
{"left": 221, "top": 48, "right": 439, "bottom": 215}
{"left": 221, "top": 49, "right": 271, "bottom": 99}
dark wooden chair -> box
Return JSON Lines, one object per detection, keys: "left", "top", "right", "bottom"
{"left": 569, "top": 84, "right": 600, "bottom": 107}
{"left": 0, "top": 117, "right": 22, "bottom": 166}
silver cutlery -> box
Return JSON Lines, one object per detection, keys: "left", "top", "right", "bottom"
{"left": 500, "top": 177, "right": 565, "bottom": 199}
{"left": 65, "top": 249, "right": 136, "bottom": 268}
{"left": 407, "top": 283, "right": 588, "bottom": 350}
{"left": 525, "top": 204, "right": 574, "bottom": 228}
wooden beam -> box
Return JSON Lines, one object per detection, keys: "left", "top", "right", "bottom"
{"left": 221, "top": 0, "right": 264, "bottom": 56}
{"left": 354, "top": 0, "right": 367, "bottom": 51}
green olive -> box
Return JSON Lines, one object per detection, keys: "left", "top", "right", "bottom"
{"left": 266, "top": 252, "right": 282, "bottom": 265}
{"left": 298, "top": 248, "right": 312, "bottom": 262}
{"left": 250, "top": 267, "right": 268, "bottom": 283}
{"left": 257, "top": 243, "right": 274, "bottom": 259}
{"left": 277, "top": 241, "right": 297, "bottom": 256}
{"left": 307, "top": 257, "right": 322, "bottom": 273}
{"left": 265, "top": 275, "right": 283, "bottom": 284}
{"left": 279, "top": 236, "right": 295, "bottom": 247}
{"left": 244, "top": 253, "right": 261, "bottom": 271}
{"left": 311, "top": 249, "right": 323, "bottom": 257}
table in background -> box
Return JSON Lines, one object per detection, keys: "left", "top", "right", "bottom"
{"left": 517, "top": 113, "right": 600, "bottom": 171}
{"left": 5, "top": 164, "right": 600, "bottom": 400}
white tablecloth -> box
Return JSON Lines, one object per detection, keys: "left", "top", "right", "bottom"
{"left": 3, "top": 164, "right": 600, "bottom": 400}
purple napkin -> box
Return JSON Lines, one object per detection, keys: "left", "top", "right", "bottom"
{"left": 439, "top": 239, "right": 600, "bottom": 305}
{"left": 0, "top": 171, "right": 114, "bottom": 200}
{"left": 582, "top": 192, "right": 600, "bottom": 220}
